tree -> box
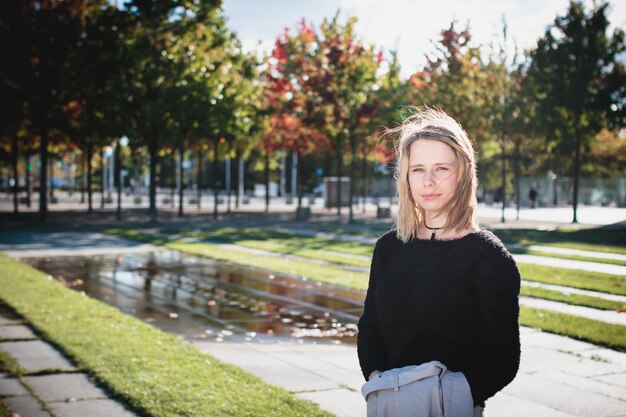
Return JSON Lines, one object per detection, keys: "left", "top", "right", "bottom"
{"left": 1, "top": 1, "right": 107, "bottom": 223}
{"left": 407, "top": 23, "right": 488, "bottom": 142}
{"left": 265, "top": 15, "right": 381, "bottom": 221}
{"left": 120, "top": 0, "right": 226, "bottom": 223}
{"left": 526, "top": 1, "right": 625, "bottom": 222}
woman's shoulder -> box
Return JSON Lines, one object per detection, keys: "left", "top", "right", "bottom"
{"left": 471, "top": 229, "right": 517, "bottom": 267}
{"left": 375, "top": 228, "right": 402, "bottom": 247}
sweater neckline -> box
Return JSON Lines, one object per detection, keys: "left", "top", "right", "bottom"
{"left": 411, "top": 229, "right": 484, "bottom": 243}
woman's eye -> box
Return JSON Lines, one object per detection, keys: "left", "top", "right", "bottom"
{"left": 436, "top": 167, "right": 448, "bottom": 171}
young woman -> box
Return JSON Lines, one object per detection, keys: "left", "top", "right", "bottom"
{"left": 357, "top": 108, "right": 520, "bottom": 416}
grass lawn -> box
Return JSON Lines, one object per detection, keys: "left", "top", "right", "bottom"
{"left": 0, "top": 340, "right": 24, "bottom": 417}
{"left": 520, "top": 307, "right": 626, "bottom": 352}
{"left": 0, "top": 253, "right": 332, "bottom": 417}
{"left": 0, "top": 349, "right": 23, "bottom": 377}
{"left": 490, "top": 227, "right": 626, "bottom": 255}
{"left": 520, "top": 286, "right": 626, "bottom": 312}
{"left": 177, "top": 227, "right": 376, "bottom": 257}
{"left": 509, "top": 248, "right": 626, "bottom": 267}
{"left": 518, "top": 263, "right": 626, "bottom": 296}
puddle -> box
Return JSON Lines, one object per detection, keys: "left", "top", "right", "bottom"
{"left": 21, "top": 250, "right": 365, "bottom": 344}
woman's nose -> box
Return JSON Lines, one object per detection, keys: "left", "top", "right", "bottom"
{"left": 423, "top": 169, "right": 435, "bottom": 186}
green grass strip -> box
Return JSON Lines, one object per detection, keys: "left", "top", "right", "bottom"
{"left": 509, "top": 248, "right": 626, "bottom": 267}
{"left": 518, "top": 263, "right": 626, "bottom": 296}
{"left": 520, "top": 287, "right": 626, "bottom": 312}
{"left": 167, "top": 242, "right": 370, "bottom": 290}
{"left": 0, "top": 400, "right": 12, "bottom": 417}
{"left": 490, "top": 228, "right": 626, "bottom": 255}
{"left": 0, "top": 254, "right": 331, "bottom": 417}
{"left": 108, "top": 228, "right": 371, "bottom": 290}
{"left": 0, "top": 349, "right": 23, "bottom": 377}
{"left": 520, "top": 306, "right": 626, "bottom": 352}
{"left": 178, "top": 227, "right": 375, "bottom": 257}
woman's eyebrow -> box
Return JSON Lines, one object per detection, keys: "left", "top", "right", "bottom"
{"left": 409, "top": 162, "right": 454, "bottom": 168}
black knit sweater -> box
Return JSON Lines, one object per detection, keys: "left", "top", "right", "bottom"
{"left": 357, "top": 229, "right": 520, "bottom": 407}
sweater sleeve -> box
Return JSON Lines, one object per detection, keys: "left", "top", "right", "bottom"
{"left": 465, "top": 243, "right": 521, "bottom": 405}
{"left": 357, "top": 240, "right": 388, "bottom": 381}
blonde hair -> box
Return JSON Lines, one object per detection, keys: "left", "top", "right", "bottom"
{"left": 392, "top": 108, "right": 478, "bottom": 243}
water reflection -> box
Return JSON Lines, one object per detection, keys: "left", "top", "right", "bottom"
{"left": 21, "top": 250, "right": 364, "bottom": 344}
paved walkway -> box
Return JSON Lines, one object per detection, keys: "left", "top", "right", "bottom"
{"left": 0, "top": 306, "right": 138, "bottom": 417}
{"left": 192, "top": 327, "right": 626, "bottom": 417}
{"left": 1, "top": 229, "right": 625, "bottom": 417}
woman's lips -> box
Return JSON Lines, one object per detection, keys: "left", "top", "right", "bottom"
{"left": 421, "top": 194, "right": 440, "bottom": 200}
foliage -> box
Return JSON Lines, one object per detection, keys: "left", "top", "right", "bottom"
{"left": 525, "top": 1, "right": 625, "bottom": 220}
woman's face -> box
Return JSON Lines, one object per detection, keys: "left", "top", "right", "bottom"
{"left": 408, "top": 139, "right": 459, "bottom": 219}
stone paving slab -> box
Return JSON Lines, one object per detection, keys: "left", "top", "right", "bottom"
{"left": 3, "top": 395, "right": 52, "bottom": 417}
{"left": 520, "top": 296, "right": 626, "bottom": 325}
{"left": 0, "top": 373, "right": 29, "bottom": 397}
{"left": 193, "top": 341, "right": 338, "bottom": 392}
{"left": 536, "top": 369, "right": 626, "bottom": 401}
{"left": 0, "top": 324, "right": 37, "bottom": 340}
{"left": 486, "top": 392, "right": 578, "bottom": 417}
{"left": 48, "top": 398, "right": 138, "bottom": 417}
{"left": 521, "top": 346, "right": 626, "bottom": 377}
{"left": 521, "top": 329, "right": 598, "bottom": 352}
{"left": 0, "top": 316, "right": 21, "bottom": 325}
{"left": 502, "top": 372, "right": 626, "bottom": 417}
{"left": 593, "top": 372, "right": 626, "bottom": 388}
{"left": 296, "top": 388, "right": 365, "bottom": 417}
{"left": 0, "top": 341, "right": 76, "bottom": 373}
{"left": 25, "top": 373, "right": 108, "bottom": 402}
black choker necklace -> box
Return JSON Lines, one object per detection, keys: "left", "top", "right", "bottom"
{"left": 423, "top": 222, "right": 444, "bottom": 240}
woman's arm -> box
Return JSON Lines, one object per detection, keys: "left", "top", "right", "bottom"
{"left": 357, "top": 241, "right": 389, "bottom": 381}
{"left": 465, "top": 244, "right": 521, "bottom": 405}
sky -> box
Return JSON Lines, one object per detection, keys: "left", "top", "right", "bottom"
{"left": 221, "top": 0, "right": 626, "bottom": 78}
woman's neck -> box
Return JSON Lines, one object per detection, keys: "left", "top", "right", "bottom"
{"left": 423, "top": 212, "right": 447, "bottom": 229}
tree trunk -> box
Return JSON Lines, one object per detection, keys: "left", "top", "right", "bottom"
{"left": 38, "top": 127, "right": 48, "bottom": 224}
{"left": 48, "top": 153, "right": 54, "bottom": 200}
{"left": 213, "top": 139, "right": 219, "bottom": 220}
{"left": 11, "top": 134, "right": 18, "bottom": 214}
{"left": 572, "top": 138, "right": 581, "bottom": 223}
{"left": 87, "top": 142, "right": 93, "bottom": 214}
{"left": 25, "top": 151, "right": 32, "bottom": 208}
{"left": 80, "top": 146, "right": 86, "bottom": 204}
{"left": 552, "top": 155, "right": 559, "bottom": 206}
{"left": 348, "top": 130, "right": 356, "bottom": 224}
{"left": 296, "top": 153, "right": 304, "bottom": 220}
{"left": 149, "top": 138, "right": 158, "bottom": 223}
{"left": 238, "top": 156, "right": 245, "bottom": 208}
{"left": 234, "top": 148, "right": 240, "bottom": 209}
{"left": 264, "top": 149, "right": 270, "bottom": 213}
{"left": 226, "top": 155, "right": 232, "bottom": 214}
{"left": 514, "top": 140, "right": 521, "bottom": 220}
{"left": 500, "top": 137, "right": 506, "bottom": 224}
{"left": 196, "top": 148, "right": 202, "bottom": 210}
{"left": 100, "top": 148, "right": 106, "bottom": 209}
{"left": 361, "top": 155, "right": 367, "bottom": 214}
{"left": 336, "top": 152, "right": 342, "bottom": 216}
{"left": 178, "top": 141, "right": 184, "bottom": 218}
{"left": 116, "top": 140, "right": 122, "bottom": 221}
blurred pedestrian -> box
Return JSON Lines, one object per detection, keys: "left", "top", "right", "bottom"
{"left": 529, "top": 184, "right": 538, "bottom": 208}
{"left": 357, "top": 108, "right": 520, "bottom": 417}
